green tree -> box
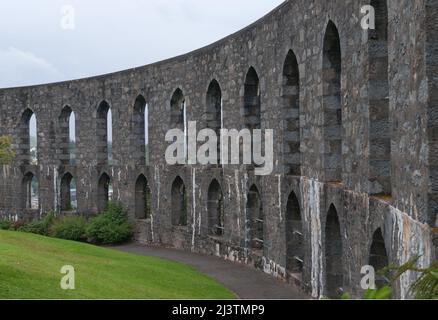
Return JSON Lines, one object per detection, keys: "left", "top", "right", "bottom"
{"left": 0, "top": 136, "right": 15, "bottom": 164}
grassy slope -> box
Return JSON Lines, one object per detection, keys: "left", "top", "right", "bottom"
{"left": 0, "top": 230, "right": 235, "bottom": 299}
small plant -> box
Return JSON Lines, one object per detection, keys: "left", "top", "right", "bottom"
{"left": 19, "top": 211, "right": 55, "bottom": 236}
{"left": 0, "top": 136, "right": 15, "bottom": 165}
{"left": 50, "top": 215, "right": 87, "bottom": 241}
{"left": 0, "top": 220, "right": 13, "bottom": 230}
{"left": 381, "top": 256, "right": 438, "bottom": 299}
{"left": 85, "top": 202, "right": 133, "bottom": 244}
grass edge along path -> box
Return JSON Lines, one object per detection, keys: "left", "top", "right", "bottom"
{"left": 0, "top": 230, "right": 236, "bottom": 299}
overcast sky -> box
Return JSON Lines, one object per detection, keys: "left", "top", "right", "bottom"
{"left": 0, "top": 0, "right": 284, "bottom": 88}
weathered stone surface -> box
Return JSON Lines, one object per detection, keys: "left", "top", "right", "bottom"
{"left": 0, "top": 0, "right": 437, "bottom": 299}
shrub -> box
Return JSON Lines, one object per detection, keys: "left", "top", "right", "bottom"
{"left": 19, "top": 211, "right": 55, "bottom": 236}
{"left": 50, "top": 216, "right": 87, "bottom": 241}
{"left": 0, "top": 220, "right": 13, "bottom": 230}
{"left": 85, "top": 202, "right": 133, "bottom": 244}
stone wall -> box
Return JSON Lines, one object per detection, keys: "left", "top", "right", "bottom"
{"left": 0, "top": 0, "right": 437, "bottom": 298}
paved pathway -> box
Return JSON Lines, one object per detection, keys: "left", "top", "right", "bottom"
{"left": 114, "top": 243, "right": 309, "bottom": 299}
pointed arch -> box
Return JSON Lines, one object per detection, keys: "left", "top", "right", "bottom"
{"left": 171, "top": 176, "right": 187, "bottom": 226}
{"left": 369, "top": 228, "right": 389, "bottom": 288}
{"left": 60, "top": 172, "right": 76, "bottom": 211}
{"left": 133, "top": 95, "right": 148, "bottom": 165}
{"left": 96, "top": 101, "right": 112, "bottom": 165}
{"left": 170, "top": 89, "right": 187, "bottom": 163}
{"left": 325, "top": 204, "right": 343, "bottom": 298}
{"left": 282, "top": 50, "right": 301, "bottom": 175}
{"left": 369, "top": 0, "right": 391, "bottom": 195}
{"left": 18, "top": 109, "right": 37, "bottom": 165}
{"left": 207, "top": 179, "right": 224, "bottom": 236}
{"left": 286, "top": 191, "right": 303, "bottom": 273}
{"left": 135, "top": 174, "right": 152, "bottom": 219}
{"left": 97, "top": 172, "right": 111, "bottom": 212}
{"left": 22, "top": 172, "right": 38, "bottom": 210}
{"left": 246, "top": 185, "right": 264, "bottom": 252}
{"left": 243, "top": 67, "right": 261, "bottom": 131}
{"left": 323, "top": 21, "right": 342, "bottom": 182}
{"left": 59, "top": 106, "right": 76, "bottom": 165}
{"left": 206, "top": 80, "right": 222, "bottom": 165}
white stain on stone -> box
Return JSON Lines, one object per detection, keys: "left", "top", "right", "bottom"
{"left": 389, "top": 206, "right": 432, "bottom": 299}
{"left": 301, "top": 177, "right": 323, "bottom": 298}
{"left": 278, "top": 175, "right": 283, "bottom": 222}
{"left": 53, "top": 167, "right": 59, "bottom": 213}
{"left": 191, "top": 168, "right": 197, "bottom": 251}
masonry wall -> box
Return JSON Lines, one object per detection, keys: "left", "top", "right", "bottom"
{"left": 0, "top": 0, "right": 437, "bottom": 299}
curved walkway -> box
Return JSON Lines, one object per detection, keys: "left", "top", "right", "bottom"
{"left": 114, "top": 243, "right": 309, "bottom": 299}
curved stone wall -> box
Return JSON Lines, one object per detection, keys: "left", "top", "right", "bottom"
{"left": 0, "top": 0, "right": 437, "bottom": 298}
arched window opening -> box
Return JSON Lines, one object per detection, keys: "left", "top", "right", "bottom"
{"left": 206, "top": 80, "right": 222, "bottom": 165}
{"left": 207, "top": 179, "right": 224, "bottom": 236}
{"left": 369, "top": 228, "right": 389, "bottom": 289}
{"left": 170, "top": 89, "right": 187, "bottom": 163}
{"left": 171, "top": 176, "right": 187, "bottom": 226}
{"left": 22, "top": 172, "right": 38, "bottom": 210}
{"left": 323, "top": 21, "right": 342, "bottom": 183}
{"left": 60, "top": 172, "right": 77, "bottom": 212}
{"left": 282, "top": 50, "right": 301, "bottom": 176}
{"left": 133, "top": 95, "right": 149, "bottom": 166}
{"left": 286, "top": 192, "right": 303, "bottom": 274}
{"left": 18, "top": 109, "right": 37, "bottom": 165}
{"left": 98, "top": 173, "right": 112, "bottom": 212}
{"left": 244, "top": 67, "right": 261, "bottom": 131}
{"left": 96, "top": 101, "right": 112, "bottom": 166}
{"left": 369, "top": 0, "right": 391, "bottom": 196}
{"left": 59, "top": 106, "right": 76, "bottom": 166}
{"left": 135, "top": 174, "right": 152, "bottom": 219}
{"left": 325, "top": 204, "right": 343, "bottom": 298}
{"left": 246, "top": 185, "right": 264, "bottom": 252}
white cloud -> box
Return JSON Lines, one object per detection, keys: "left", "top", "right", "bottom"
{"left": 0, "top": 47, "right": 64, "bottom": 88}
{"left": 0, "top": 1, "right": 284, "bottom": 88}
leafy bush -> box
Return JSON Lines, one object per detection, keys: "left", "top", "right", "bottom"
{"left": 18, "top": 211, "right": 55, "bottom": 236}
{"left": 50, "top": 216, "right": 87, "bottom": 241}
{"left": 0, "top": 220, "right": 13, "bottom": 230}
{"left": 85, "top": 202, "right": 133, "bottom": 244}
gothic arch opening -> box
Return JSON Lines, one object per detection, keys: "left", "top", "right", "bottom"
{"left": 97, "top": 173, "right": 112, "bottom": 212}
{"left": 369, "top": 228, "right": 389, "bottom": 288}
{"left": 133, "top": 95, "right": 148, "bottom": 166}
{"left": 282, "top": 50, "right": 301, "bottom": 176}
{"left": 246, "top": 185, "right": 264, "bottom": 253}
{"left": 286, "top": 191, "right": 303, "bottom": 274}
{"left": 207, "top": 179, "right": 224, "bottom": 236}
{"left": 18, "top": 109, "right": 37, "bottom": 165}
{"left": 325, "top": 204, "right": 343, "bottom": 298}
{"left": 170, "top": 89, "right": 187, "bottom": 163}
{"left": 59, "top": 106, "right": 76, "bottom": 166}
{"left": 323, "top": 21, "right": 342, "bottom": 183}
{"left": 206, "top": 80, "right": 222, "bottom": 165}
{"left": 22, "top": 172, "right": 38, "bottom": 210}
{"left": 243, "top": 67, "right": 261, "bottom": 131}
{"left": 60, "top": 172, "right": 77, "bottom": 212}
{"left": 369, "top": 0, "right": 391, "bottom": 196}
{"left": 171, "top": 176, "right": 187, "bottom": 227}
{"left": 96, "top": 101, "right": 112, "bottom": 166}
{"left": 135, "top": 174, "right": 152, "bottom": 219}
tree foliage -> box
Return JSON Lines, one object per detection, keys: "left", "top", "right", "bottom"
{"left": 0, "top": 136, "right": 15, "bottom": 164}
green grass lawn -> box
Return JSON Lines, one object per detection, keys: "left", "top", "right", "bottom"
{"left": 0, "top": 230, "right": 235, "bottom": 299}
